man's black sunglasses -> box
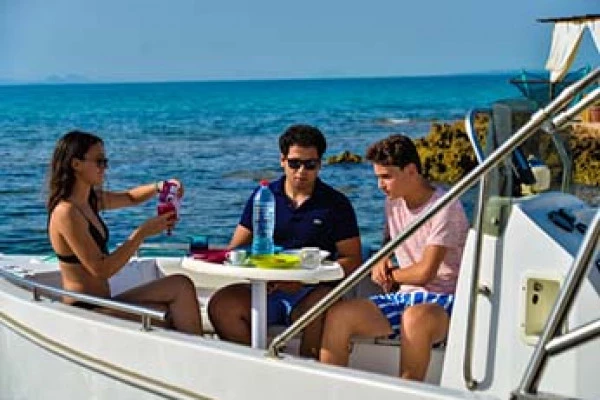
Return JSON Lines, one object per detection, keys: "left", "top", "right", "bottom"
{"left": 287, "top": 158, "right": 320, "bottom": 170}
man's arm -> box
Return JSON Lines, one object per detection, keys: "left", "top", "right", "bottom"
{"left": 388, "top": 244, "right": 447, "bottom": 286}
{"left": 228, "top": 224, "right": 252, "bottom": 250}
{"left": 335, "top": 236, "right": 362, "bottom": 277}
{"left": 228, "top": 188, "right": 257, "bottom": 250}
{"left": 328, "top": 193, "right": 362, "bottom": 277}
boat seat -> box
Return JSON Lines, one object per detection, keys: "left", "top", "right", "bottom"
{"left": 12, "top": 269, "right": 63, "bottom": 302}
{"left": 30, "top": 270, "right": 63, "bottom": 292}
{"left": 348, "top": 335, "right": 446, "bottom": 383}
{"left": 350, "top": 334, "right": 446, "bottom": 348}
{"left": 154, "top": 257, "right": 247, "bottom": 335}
{"left": 3, "top": 259, "right": 217, "bottom": 335}
{"left": 265, "top": 326, "right": 445, "bottom": 382}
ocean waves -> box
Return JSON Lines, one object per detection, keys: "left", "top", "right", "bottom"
{"left": 0, "top": 74, "right": 519, "bottom": 254}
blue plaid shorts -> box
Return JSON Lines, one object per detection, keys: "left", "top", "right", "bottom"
{"left": 369, "top": 291, "right": 454, "bottom": 338}
{"left": 267, "top": 286, "right": 314, "bottom": 326}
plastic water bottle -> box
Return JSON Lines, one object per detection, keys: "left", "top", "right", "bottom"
{"left": 251, "top": 180, "right": 275, "bottom": 255}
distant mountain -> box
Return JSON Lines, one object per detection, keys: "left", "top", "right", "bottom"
{"left": 42, "top": 74, "right": 92, "bottom": 84}
{"left": 0, "top": 74, "right": 94, "bottom": 86}
{"left": 0, "top": 78, "right": 22, "bottom": 85}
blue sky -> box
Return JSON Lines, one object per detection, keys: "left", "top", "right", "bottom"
{"left": 1, "top": 0, "right": 598, "bottom": 83}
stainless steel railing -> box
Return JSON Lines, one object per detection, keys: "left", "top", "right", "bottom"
{"left": 543, "top": 86, "right": 600, "bottom": 193}
{"left": 463, "top": 108, "right": 492, "bottom": 390}
{"left": 267, "top": 67, "right": 600, "bottom": 359}
{"left": 0, "top": 267, "right": 166, "bottom": 331}
{"left": 464, "top": 108, "right": 488, "bottom": 164}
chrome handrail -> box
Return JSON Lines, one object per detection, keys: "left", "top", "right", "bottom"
{"left": 545, "top": 318, "right": 600, "bottom": 356}
{"left": 551, "top": 87, "right": 600, "bottom": 130}
{"left": 550, "top": 134, "right": 572, "bottom": 193}
{"left": 542, "top": 87, "right": 600, "bottom": 192}
{"left": 464, "top": 108, "right": 489, "bottom": 164}
{"left": 463, "top": 107, "right": 492, "bottom": 389}
{"left": 462, "top": 163, "right": 492, "bottom": 389}
{"left": 0, "top": 267, "right": 166, "bottom": 331}
{"left": 513, "top": 209, "right": 600, "bottom": 398}
{"left": 267, "top": 67, "right": 600, "bottom": 358}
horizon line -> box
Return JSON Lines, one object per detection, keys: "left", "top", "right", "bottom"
{"left": 0, "top": 68, "right": 537, "bottom": 87}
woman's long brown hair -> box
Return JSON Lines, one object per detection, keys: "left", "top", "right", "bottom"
{"left": 47, "top": 130, "right": 103, "bottom": 215}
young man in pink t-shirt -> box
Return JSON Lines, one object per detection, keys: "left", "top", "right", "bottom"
{"left": 320, "top": 134, "right": 469, "bottom": 381}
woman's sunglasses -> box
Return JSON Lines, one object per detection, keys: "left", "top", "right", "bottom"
{"left": 286, "top": 158, "right": 320, "bottom": 170}
{"left": 82, "top": 157, "right": 109, "bottom": 168}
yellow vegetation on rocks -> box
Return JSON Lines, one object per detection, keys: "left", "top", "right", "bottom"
{"left": 568, "top": 124, "right": 600, "bottom": 186}
{"left": 326, "top": 150, "right": 362, "bottom": 164}
{"left": 414, "top": 114, "right": 488, "bottom": 184}
{"left": 327, "top": 119, "right": 598, "bottom": 187}
{"left": 414, "top": 117, "right": 599, "bottom": 186}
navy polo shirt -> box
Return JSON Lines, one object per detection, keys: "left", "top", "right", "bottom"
{"left": 239, "top": 177, "right": 359, "bottom": 257}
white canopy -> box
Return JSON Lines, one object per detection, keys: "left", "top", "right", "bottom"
{"left": 546, "top": 19, "right": 600, "bottom": 83}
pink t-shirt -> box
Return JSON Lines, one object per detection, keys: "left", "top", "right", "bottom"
{"left": 385, "top": 187, "right": 469, "bottom": 294}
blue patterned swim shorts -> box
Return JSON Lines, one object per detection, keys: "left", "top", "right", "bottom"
{"left": 369, "top": 291, "right": 454, "bottom": 338}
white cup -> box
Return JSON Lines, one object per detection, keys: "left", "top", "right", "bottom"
{"left": 226, "top": 249, "right": 247, "bottom": 265}
{"left": 300, "top": 247, "right": 321, "bottom": 269}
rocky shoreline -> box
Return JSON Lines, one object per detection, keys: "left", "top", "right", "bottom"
{"left": 413, "top": 118, "right": 599, "bottom": 186}
{"left": 327, "top": 119, "right": 599, "bottom": 205}
{"left": 414, "top": 118, "right": 599, "bottom": 205}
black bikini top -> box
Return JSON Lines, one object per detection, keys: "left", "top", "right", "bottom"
{"left": 55, "top": 204, "right": 109, "bottom": 264}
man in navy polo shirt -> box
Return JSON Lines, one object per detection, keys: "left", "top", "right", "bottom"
{"left": 208, "top": 124, "right": 362, "bottom": 358}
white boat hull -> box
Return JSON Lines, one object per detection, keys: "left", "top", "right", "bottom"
{"left": 1, "top": 192, "right": 598, "bottom": 400}
{"left": 0, "top": 256, "right": 490, "bottom": 400}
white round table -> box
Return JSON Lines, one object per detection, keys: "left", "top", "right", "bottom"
{"left": 182, "top": 257, "right": 343, "bottom": 349}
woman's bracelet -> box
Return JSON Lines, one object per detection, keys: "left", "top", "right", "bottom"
{"left": 155, "top": 181, "right": 163, "bottom": 193}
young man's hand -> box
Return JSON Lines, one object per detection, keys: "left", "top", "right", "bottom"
{"left": 372, "top": 258, "right": 395, "bottom": 293}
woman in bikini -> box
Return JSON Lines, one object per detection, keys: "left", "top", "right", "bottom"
{"left": 47, "top": 130, "right": 202, "bottom": 335}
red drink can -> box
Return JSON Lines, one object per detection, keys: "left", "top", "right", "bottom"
{"left": 157, "top": 181, "right": 180, "bottom": 235}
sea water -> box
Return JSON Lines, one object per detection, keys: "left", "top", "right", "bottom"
{"left": 0, "top": 74, "right": 527, "bottom": 254}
